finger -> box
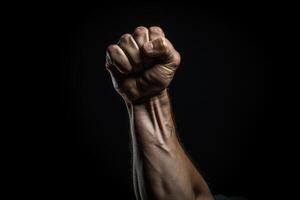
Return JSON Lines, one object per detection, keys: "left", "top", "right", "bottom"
{"left": 143, "top": 37, "right": 173, "bottom": 58}
{"left": 149, "top": 26, "right": 165, "bottom": 41}
{"left": 143, "top": 37, "right": 181, "bottom": 67}
{"left": 132, "top": 26, "right": 149, "bottom": 49}
{"left": 106, "top": 44, "right": 132, "bottom": 74}
{"left": 117, "top": 33, "right": 142, "bottom": 71}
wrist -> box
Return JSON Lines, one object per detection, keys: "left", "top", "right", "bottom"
{"left": 125, "top": 88, "right": 177, "bottom": 148}
{"left": 125, "top": 89, "right": 169, "bottom": 107}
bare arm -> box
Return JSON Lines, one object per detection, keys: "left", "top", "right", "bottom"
{"left": 126, "top": 89, "right": 213, "bottom": 200}
{"left": 106, "top": 26, "right": 214, "bottom": 200}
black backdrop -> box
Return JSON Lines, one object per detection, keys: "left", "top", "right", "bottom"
{"left": 35, "top": 2, "right": 278, "bottom": 199}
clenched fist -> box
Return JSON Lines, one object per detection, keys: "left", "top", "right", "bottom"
{"left": 105, "top": 26, "right": 180, "bottom": 104}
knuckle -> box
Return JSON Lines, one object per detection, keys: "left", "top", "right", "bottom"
{"left": 107, "top": 44, "right": 118, "bottom": 53}
{"left": 149, "top": 26, "right": 163, "bottom": 34}
{"left": 134, "top": 26, "right": 148, "bottom": 35}
{"left": 120, "top": 33, "right": 132, "bottom": 42}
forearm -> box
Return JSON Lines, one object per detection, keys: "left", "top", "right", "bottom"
{"left": 126, "top": 89, "right": 213, "bottom": 200}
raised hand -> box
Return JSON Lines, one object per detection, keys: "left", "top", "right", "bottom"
{"left": 105, "top": 26, "right": 180, "bottom": 103}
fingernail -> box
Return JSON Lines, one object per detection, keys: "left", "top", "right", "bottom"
{"left": 144, "top": 42, "right": 153, "bottom": 52}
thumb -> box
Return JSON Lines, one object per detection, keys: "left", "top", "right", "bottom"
{"left": 143, "top": 37, "right": 174, "bottom": 59}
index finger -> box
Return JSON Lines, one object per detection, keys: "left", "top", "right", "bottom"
{"left": 149, "top": 26, "right": 165, "bottom": 41}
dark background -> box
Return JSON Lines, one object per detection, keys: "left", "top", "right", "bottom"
{"left": 31, "top": 2, "right": 279, "bottom": 199}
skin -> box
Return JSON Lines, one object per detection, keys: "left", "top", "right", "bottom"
{"left": 105, "top": 26, "right": 214, "bottom": 200}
